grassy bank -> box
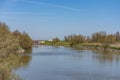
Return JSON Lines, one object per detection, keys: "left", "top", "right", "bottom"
{"left": 43, "top": 31, "right": 120, "bottom": 52}
{"left": 44, "top": 41, "right": 120, "bottom": 51}
{"left": 44, "top": 41, "right": 70, "bottom": 46}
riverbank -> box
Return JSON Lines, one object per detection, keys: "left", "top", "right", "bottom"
{"left": 44, "top": 41, "right": 120, "bottom": 53}
{"left": 0, "top": 22, "right": 33, "bottom": 80}
{"left": 0, "top": 55, "right": 22, "bottom": 80}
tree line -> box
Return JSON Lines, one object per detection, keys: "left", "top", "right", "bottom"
{"left": 0, "top": 22, "right": 32, "bottom": 57}
{"left": 65, "top": 31, "right": 120, "bottom": 42}
{"left": 51, "top": 31, "right": 120, "bottom": 48}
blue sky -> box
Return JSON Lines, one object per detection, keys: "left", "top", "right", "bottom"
{"left": 0, "top": 0, "right": 120, "bottom": 40}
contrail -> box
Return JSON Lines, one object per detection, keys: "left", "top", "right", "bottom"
{"left": 21, "top": 0, "right": 82, "bottom": 12}
{"left": 0, "top": 0, "right": 83, "bottom": 15}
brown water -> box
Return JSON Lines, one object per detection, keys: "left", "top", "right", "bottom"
{"left": 15, "top": 45, "right": 120, "bottom": 80}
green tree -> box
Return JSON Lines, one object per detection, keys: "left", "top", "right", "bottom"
{"left": 13, "top": 30, "right": 33, "bottom": 51}
{"left": 92, "top": 31, "right": 106, "bottom": 43}
{"left": 115, "top": 32, "right": 120, "bottom": 42}
{"left": 0, "top": 23, "right": 21, "bottom": 57}
{"left": 20, "top": 32, "right": 33, "bottom": 50}
{"left": 52, "top": 37, "right": 60, "bottom": 43}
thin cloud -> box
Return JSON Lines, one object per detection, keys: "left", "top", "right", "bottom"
{"left": 0, "top": 0, "right": 84, "bottom": 15}
{"left": 0, "top": 12, "right": 38, "bottom": 15}
{"left": 21, "top": 0, "right": 82, "bottom": 12}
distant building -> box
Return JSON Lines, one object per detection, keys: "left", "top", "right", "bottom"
{"left": 38, "top": 40, "right": 45, "bottom": 44}
{"left": 48, "top": 39, "right": 53, "bottom": 42}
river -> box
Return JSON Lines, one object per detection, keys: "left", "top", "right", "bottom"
{"left": 15, "top": 45, "right": 120, "bottom": 80}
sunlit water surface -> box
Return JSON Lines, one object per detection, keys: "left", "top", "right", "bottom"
{"left": 15, "top": 45, "right": 120, "bottom": 80}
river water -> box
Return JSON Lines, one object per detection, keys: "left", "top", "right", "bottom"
{"left": 15, "top": 45, "right": 120, "bottom": 80}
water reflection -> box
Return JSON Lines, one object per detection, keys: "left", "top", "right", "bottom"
{"left": 70, "top": 46, "right": 120, "bottom": 64}
{"left": 32, "top": 45, "right": 120, "bottom": 65}
{"left": 0, "top": 50, "right": 32, "bottom": 80}
{"left": 2, "top": 46, "right": 120, "bottom": 80}
{"left": 92, "top": 50, "right": 120, "bottom": 64}
{"left": 17, "top": 55, "right": 32, "bottom": 68}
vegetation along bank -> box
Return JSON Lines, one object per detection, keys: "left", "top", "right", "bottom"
{"left": 0, "top": 22, "right": 33, "bottom": 57}
{"left": 44, "top": 31, "right": 120, "bottom": 53}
